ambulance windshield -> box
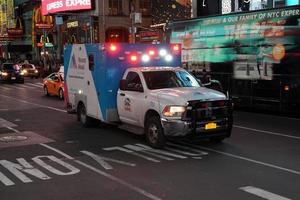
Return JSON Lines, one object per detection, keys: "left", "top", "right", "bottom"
{"left": 143, "top": 70, "right": 200, "bottom": 90}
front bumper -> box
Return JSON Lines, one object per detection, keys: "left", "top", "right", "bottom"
{"left": 161, "top": 118, "right": 232, "bottom": 137}
{"left": 1, "top": 75, "right": 24, "bottom": 82}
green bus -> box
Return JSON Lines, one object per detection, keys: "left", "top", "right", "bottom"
{"left": 169, "top": 5, "right": 300, "bottom": 114}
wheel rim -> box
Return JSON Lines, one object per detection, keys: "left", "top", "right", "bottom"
{"left": 80, "top": 106, "right": 86, "bottom": 124}
{"left": 148, "top": 123, "right": 159, "bottom": 144}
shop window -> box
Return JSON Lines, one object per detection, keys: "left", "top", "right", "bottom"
{"left": 140, "top": 0, "right": 151, "bottom": 16}
{"left": 109, "top": 0, "right": 123, "bottom": 15}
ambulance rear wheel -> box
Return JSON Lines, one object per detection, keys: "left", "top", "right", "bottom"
{"left": 145, "top": 116, "right": 166, "bottom": 149}
{"left": 78, "top": 103, "right": 92, "bottom": 127}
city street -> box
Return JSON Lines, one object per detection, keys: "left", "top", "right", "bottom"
{"left": 0, "top": 78, "right": 299, "bottom": 200}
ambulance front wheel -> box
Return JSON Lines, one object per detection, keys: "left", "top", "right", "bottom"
{"left": 77, "top": 103, "right": 93, "bottom": 127}
{"left": 145, "top": 116, "right": 166, "bottom": 149}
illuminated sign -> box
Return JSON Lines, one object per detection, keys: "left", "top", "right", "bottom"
{"left": 286, "top": 0, "right": 299, "bottom": 6}
{"left": 67, "top": 21, "right": 79, "bottom": 28}
{"left": 33, "top": 6, "right": 54, "bottom": 29}
{"left": 41, "top": 0, "right": 92, "bottom": 15}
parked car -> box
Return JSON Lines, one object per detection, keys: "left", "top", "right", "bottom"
{"left": 21, "top": 63, "right": 39, "bottom": 78}
{"left": 0, "top": 63, "right": 24, "bottom": 83}
{"left": 43, "top": 72, "right": 64, "bottom": 99}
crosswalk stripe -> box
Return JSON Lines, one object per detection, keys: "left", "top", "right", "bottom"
{"left": 0, "top": 84, "right": 26, "bottom": 90}
{"left": 35, "top": 83, "right": 44, "bottom": 86}
{"left": 0, "top": 86, "right": 13, "bottom": 91}
{"left": 26, "top": 83, "right": 43, "bottom": 88}
{"left": 166, "top": 142, "right": 208, "bottom": 156}
{"left": 17, "top": 84, "right": 35, "bottom": 89}
{"left": 239, "top": 186, "right": 291, "bottom": 200}
{"left": 0, "top": 83, "right": 41, "bottom": 90}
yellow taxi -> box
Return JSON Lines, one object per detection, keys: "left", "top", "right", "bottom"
{"left": 43, "top": 72, "right": 64, "bottom": 99}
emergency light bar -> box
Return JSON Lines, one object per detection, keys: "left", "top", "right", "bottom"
{"left": 105, "top": 43, "right": 181, "bottom": 66}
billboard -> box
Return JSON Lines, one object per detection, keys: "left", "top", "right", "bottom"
{"left": 41, "top": 0, "right": 92, "bottom": 15}
{"left": 152, "top": 0, "right": 191, "bottom": 24}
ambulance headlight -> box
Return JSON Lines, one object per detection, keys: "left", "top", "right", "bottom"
{"left": 165, "top": 54, "right": 173, "bottom": 62}
{"left": 141, "top": 54, "right": 150, "bottom": 63}
{"left": 162, "top": 105, "right": 186, "bottom": 118}
{"left": 159, "top": 49, "right": 167, "bottom": 57}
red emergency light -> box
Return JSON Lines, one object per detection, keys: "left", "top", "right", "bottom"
{"left": 172, "top": 44, "right": 181, "bottom": 53}
{"left": 148, "top": 49, "right": 156, "bottom": 56}
{"left": 109, "top": 44, "right": 118, "bottom": 52}
{"left": 130, "top": 55, "right": 138, "bottom": 62}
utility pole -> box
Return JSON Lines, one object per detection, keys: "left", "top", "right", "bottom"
{"left": 5, "top": 1, "right": 9, "bottom": 60}
{"left": 130, "top": 1, "right": 136, "bottom": 44}
{"left": 102, "top": 0, "right": 106, "bottom": 42}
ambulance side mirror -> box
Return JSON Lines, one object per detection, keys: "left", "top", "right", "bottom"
{"left": 120, "top": 79, "right": 127, "bottom": 91}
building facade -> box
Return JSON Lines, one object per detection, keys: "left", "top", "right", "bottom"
{"left": 192, "top": 0, "right": 300, "bottom": 17}
{"left": 2, "top": 0, "right": 192, "bottom": 62}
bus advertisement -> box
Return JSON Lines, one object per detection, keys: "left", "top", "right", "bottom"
{"left": 169, "top": 5, "right": 300, "bottom": 114}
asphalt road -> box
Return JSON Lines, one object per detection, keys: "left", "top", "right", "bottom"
{"left": 0, "top": 78, "right": 299, "bottom": 200}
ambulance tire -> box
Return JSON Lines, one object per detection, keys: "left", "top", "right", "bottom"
{"left": 145, "top": 116, "right": 166, "bottom": 149}
{"left": 78, "top": 103, "right": 93, "bottom": 127}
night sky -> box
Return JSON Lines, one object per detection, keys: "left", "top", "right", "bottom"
{"left": 152, "top": 0, "right": 192, "bottom": 24}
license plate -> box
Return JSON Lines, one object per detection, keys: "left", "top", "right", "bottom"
{"left": 205, "top": 122, "right": 217, "bottom": 130}
{"left": 11, "top": 77, "right": 16, "bottom": 80}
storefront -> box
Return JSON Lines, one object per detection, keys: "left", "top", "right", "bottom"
{"left": 61, "top": 16, "right": 99, "bottom": 45}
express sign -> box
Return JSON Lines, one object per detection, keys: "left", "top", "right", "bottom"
{"left": 41, "top": 0, "right": 92, "bottom": 15}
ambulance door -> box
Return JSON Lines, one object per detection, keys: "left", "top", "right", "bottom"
{"left": 118, "top": 71, "right": 145, "bottom": 126}
{"left": 86, "top": 52, "right": 99, "bottom": 118}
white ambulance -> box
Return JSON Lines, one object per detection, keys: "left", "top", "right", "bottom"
{"left": 64, "top": 43, "right": 233, "bottom": 148}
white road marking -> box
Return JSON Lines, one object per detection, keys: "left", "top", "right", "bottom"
{"left": 124, "top": 144, "right": 174, "bottom": 161}
{"left": 32, "top": 156, "right": 80, "bottom": 176}
{"left": 6, "top": 126, "right": 20, "bottom": 133}
{"left": 103, "top": 146, "right": 161, "bottom": 163}
{"left": 81, "top": 150, "right": 136, "bottom": 170}
{"left": 0, "top": 159, "right": 51, "bottom": 184}
{"left": 75, "top": 160, "right": 162, "bottom": 200}
{"left": 234, "top": 125, "right": 300, "bottom": 140}
{"left": 0, "top": 86, "right": 12, "bottom": 91}
{"left": 41, "top": 144, "right": 161, "bottom": 200}
{"left": 0, "top": 171, "right": 15, "bottom": 186}
{"left": 26, "top": 83, "right": 43, "bottom": 88}
{"left": 0, "top": 118, "right": 18, "bottom": 128}
{"left": 164, "top": 147, "right": 201, "bottom": 157}
{"left": 237, "top": 111, "right": 300, "bottom": 121}
{"left": 166, "top": 142, "right": 208, "bottom": 156}
{"left": 239, "top": 186, "right": 292, "bottom": 200}
{"left": 2, "top": 84, "right": 27, "bottom": 90}
{"left": 0, "top": 94, "right": 66, "bottom": 113}
{"left": 135, "top": 144, "right": 187, "bottom": 159}
{"left": 178, "top": 141, "right": 300, "bottom": 175}
{"left": 39, "top": 143, "right": 74, "bottom": 160}
{"left": 17, "top": 84, "right": 36, "bottom": 89}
